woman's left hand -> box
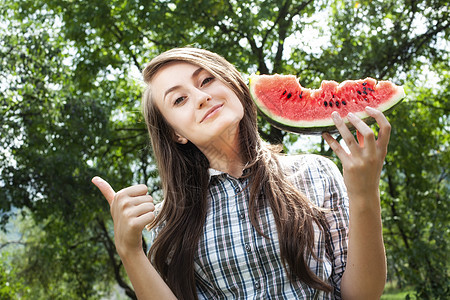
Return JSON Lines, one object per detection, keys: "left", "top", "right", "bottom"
{"left": 322, "top": 106, "right": 391, "bottom": 201}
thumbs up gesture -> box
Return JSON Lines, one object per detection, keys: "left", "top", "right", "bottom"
{"left": 92, "top": 176, "right": 156, "bottom": 257}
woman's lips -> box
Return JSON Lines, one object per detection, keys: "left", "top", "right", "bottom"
{"left": 201, "top": 104, "right": 224, "bottom": 123}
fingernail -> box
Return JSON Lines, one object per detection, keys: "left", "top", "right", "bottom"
{"left": 365, "top": 106, "right": 376, "bottom": 112}
{"left": 331, "top": 111, "right": 340, "bottom": 122}
{"left": 347, "top": 112, "right": 356, "bottom": 119}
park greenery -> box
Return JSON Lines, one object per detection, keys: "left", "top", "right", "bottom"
{"left": 0, "top": 0, "right": 448, "bottom": 299}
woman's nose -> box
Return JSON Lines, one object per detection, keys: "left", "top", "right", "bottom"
{"left": 195, "top": 89, "right": 212, "bottom": 108}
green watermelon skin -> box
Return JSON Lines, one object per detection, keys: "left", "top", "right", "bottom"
{"left": 249, "top": 74, "right": 406, "bottom": 134}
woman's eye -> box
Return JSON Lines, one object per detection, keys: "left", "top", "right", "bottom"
{"left": 201, "top": 77, "right": 214, "bottom": 86}
{"left": 174, "top": 96, "right": 186, "bottom": 105}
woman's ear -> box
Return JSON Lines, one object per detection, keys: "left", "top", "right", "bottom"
{"left": 174, "top": 133, "right": 188, "bottom": 144}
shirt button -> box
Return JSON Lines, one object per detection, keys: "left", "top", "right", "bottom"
{"left": 255, "top": 282, "right": 261, "bottom": 290}
{"left": 245, "top": 243, "right": 251, "bottom": 252}
{"left": 239, "top": 212, "right": 245, "bottom": 220}
{"left": 235, "top": 185, "right": 241, "bottom": 193}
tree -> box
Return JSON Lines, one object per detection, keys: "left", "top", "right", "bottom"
{"left": 381, "top": 77, "right": 449, "bottom": 298}
{"left": 1, "top": 0, "right": 448, "bottom": 298}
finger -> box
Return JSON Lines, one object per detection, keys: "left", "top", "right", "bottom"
{"left": 92, "top": 176, "right": 116, "bottom": 206}
{"left": 135, "top": 211, "right": 156, "bottom": 229}
{"left": 133, "top": 202, "right": 156, "bottom": 217}
{"left": 322, "top": 132, "right": 350, "bottom": 163}
{"left": 331, "top": 112, "right": 359, "bottom": 152}
{"left": 116, "top": 184, "right": 149, "bottom": 199}
{"left": 346, "top": 112, "right": 376, "bottom": 153}
{"left": 124, "top": 195, "right": 154, "bottom": 206}
{"left": 365, "top": 106, "right": 391, "bottom": 150}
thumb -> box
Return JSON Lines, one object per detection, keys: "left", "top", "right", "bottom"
{"left": 92, "top": 176, "right": 116, "bottom": 206}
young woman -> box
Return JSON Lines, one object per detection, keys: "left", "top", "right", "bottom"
{"left": 92, "top": 47, "right": 388, "bottom": 299}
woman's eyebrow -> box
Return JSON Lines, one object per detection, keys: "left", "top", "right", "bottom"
{"left": 191, "top": 67, "right": 204, "bottom": 78}
{"left": 163, "top": 67, "right": 205, "bottom": 101}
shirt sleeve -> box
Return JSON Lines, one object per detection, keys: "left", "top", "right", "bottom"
{"left": 315, "top": 155, "right": 349, "bottom": 297}
{"left": 145, "top": 201, "right": 165, "bottom": 249}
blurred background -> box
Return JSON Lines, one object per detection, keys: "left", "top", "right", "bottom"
{"left": 0, "top": 0, "right": 448, "bottom": 299}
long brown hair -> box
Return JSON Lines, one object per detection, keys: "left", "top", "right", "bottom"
{"left": 142, "top": 47, "right": 332, "bottom": 299}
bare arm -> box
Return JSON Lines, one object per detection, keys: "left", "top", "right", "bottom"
{"left": 92, "top": 177, "right": 177, "bottom": 300}
{"left": 323, "top": 107, "right": 389, "bottom": 299}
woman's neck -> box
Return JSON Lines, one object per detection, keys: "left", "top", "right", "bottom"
{"left": 199, "top": 126, "right": 245, "bottom": 178}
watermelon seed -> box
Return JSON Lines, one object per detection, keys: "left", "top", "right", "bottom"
{"left": 368, "top": 88, "right": 374, "bottom": 92}
{"left": 299, "top": 91, "right": 303, "bottom": 99}
{"left": 363, "top": 91, "right": 368, "bottom": 95}
{"left": 282, "top": 90, "right": 287, "bottom": 95}
{"left": 329, "top": 101, "right": 333, "bottom": 107}
{"left": 342, "top": 100, "right": 347, "bottom": 105}
{"left": 335, "top": 101, "right": 340, "bottom": 107}
{"left": 363, "top": 87, "right": 367, "bottom": 91}
{"left": 287, "top": 93, "right": 292, "bottom": 99}
{"left": 363, "top": 82, "right": 367, "bottom": 86}
{"left": 332, "top": 94, "right": 335, "bottom": 98}
{"left": 364, "top": 98, "right": 368, "bottom": 101}
{"left": 324, "top": 101, "right": 328, "bottom": 107}
{"left": 357, "top": 90, "right": 362, "bottom": 95}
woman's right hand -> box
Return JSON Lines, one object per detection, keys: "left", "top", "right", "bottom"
{"left": 92, "top": 176, "right": 156, "bottom": 257}
{"left": 92, "top": 177, "right": 176, "bottom": 299}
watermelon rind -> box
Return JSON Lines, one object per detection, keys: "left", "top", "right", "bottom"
{"left": 249, "top": 75, "right": 406, "bottom": 135}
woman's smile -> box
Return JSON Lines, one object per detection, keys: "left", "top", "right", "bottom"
{"left": 200, "top": 104, "right": 224, "bottom": 123}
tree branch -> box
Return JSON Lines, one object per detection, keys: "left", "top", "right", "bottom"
{"left": 0, "top": 240, "right": 26, "bottom": 250}
{"left": 272, "top": 0, "right": 291, "bottom": 73}
{"left": 114, "top": 127, "right": 147, "bottom": 132}
{"left": 97, "top": 219, "right": 137, "bottom": 300}
{"left": 380, "top": 19, "right": 450, "bottom": 78}
{"left": 223, "top": 0, "right": 269, "bottom": 74}
{"left": 291, "top": 0, "right": 314, "bottom": 16}
{"left": 109, "top": 132, "right": 148, "bottom": 144}
{"left": 260, "top": 0, "right": 289, "bottom": 48}
{"left": 385, "top": 161, "right": 411, "bottom": 250}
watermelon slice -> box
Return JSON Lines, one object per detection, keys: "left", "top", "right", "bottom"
{"left": 249, "top": 74, "right": 405, "bottom": 134}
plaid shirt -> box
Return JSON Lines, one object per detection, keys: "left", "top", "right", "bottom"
{"left": 153, "top": 154, "right": 349, "bottom": 299}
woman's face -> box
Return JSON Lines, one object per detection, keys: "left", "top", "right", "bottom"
{"left": 150, "top": 62, "right": 244, "bottom": 150}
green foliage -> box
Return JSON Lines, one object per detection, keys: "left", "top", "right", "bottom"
{"left": 0, "top": 253, "right": 22, "bottom": 299}
{"left": 381, "top": 282, "right": 417, "bottom": 300}
{"left": 381, "top": 77, "right": 449, "bottom": 299}
{"left": 0, "top": 0, "right": 449, "bottom": 298}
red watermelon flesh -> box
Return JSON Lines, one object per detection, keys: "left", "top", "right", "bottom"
{"left": 249, "top": 74, "right": 405, "bottom": 134}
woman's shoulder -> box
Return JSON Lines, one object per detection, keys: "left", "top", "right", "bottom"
{"left": 278, "top": 154, "right": 347, "bottom": 208}
{"left": 278, "top": 153, "right": 339, "bottom": 174}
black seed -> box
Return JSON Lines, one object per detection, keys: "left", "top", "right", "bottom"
{"left": 287, "top": 93, "right": 292, "bottom": 99}
{"left": 282, "top": 90, "right": 286, "bottom": 95}
{"left": 363, "top": 82, "right": 367, "bottom": 86}
{"left": 363, "top": 87, "right": 367, "bottom": 90}
{"left": 363, "top": 90, "right": 368, "bottom": 95}
{"left": 332, "top": 94, "right": 335, "bottom": 98}
{"left": 364, "top": 98, "right": 368, "bottom": 101}
{"left": 357, "top": 90, "right": 362, "bottom": 95}
{"left": 329, "top": 101, "right": 333, "bottom": 107}
{"left": 342, "top": 100, "right": 347, "bottom": 105}
{"left": 299, "top": 94, "right": 302, "bottom": 99}
{"left": 324, "top": 101, "right": 328, "bottom": 107}
{"left": 368, "top": 88, "right": 374, "bottom": 92}
{"left": 335, "top": 101, "right": 340, "bottom": 107}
